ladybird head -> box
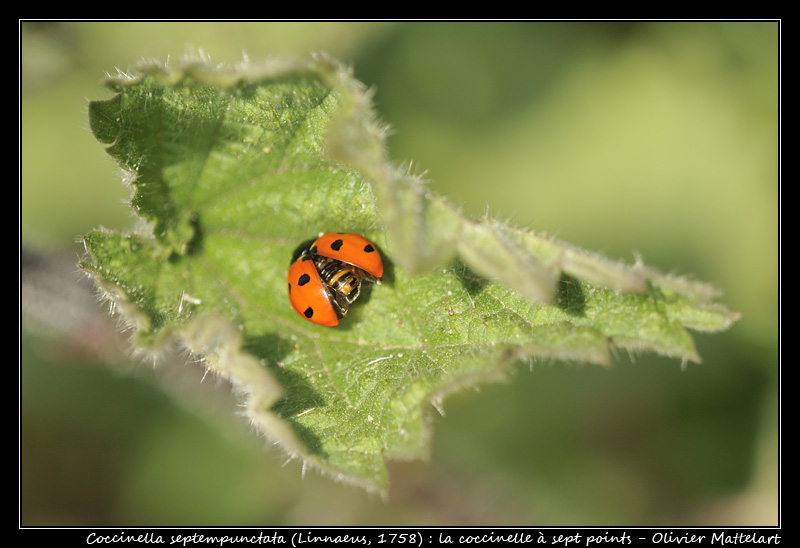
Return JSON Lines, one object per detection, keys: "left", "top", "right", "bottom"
{"left": 289, "top": 238, "right": 316, "bottom": 264}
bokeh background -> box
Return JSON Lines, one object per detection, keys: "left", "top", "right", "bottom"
{"left": 20, "top": 21, "right": 779, "bottom": 526}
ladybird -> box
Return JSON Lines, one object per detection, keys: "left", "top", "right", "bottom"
{"left": 287, "top": 233, "right": 383, "bottom": 326}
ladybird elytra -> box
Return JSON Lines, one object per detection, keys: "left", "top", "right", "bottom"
{"left": 310, "top": 232, "right": 384, "bottom": 280}
{"left": 287, "top": 253, "right": 339, "bottom": 327}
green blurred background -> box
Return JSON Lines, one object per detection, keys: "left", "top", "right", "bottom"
{"left": 20, "top": 22, "right": 779, "bottom": 526}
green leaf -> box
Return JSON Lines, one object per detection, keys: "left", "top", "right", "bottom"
{"left": 81, "top": 54, "right": 739, "bottom": 492}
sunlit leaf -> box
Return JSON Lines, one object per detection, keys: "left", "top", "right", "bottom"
{"left": 81, "top": 54, "right": 738, "bottom": 492}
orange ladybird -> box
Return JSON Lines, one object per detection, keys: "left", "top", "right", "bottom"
{"left": 287, "top": 233, "right": 383, "bottom": 326}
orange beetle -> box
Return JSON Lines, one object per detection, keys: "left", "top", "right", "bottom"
{"left": 287, "top": 233, "right": 383, "bottom": 326}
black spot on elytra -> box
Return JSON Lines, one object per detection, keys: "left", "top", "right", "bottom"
{"left": 298, "top": 273, "right": 311, "bottom": 286}
{"left": 303, "top": 307, "right": 314, "bottom": 319}
{"left": 363, "top": 244, "right": 375, "bottom": 253}
{"left": 331, "top": 239, "right": 344, "bottom": 251}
